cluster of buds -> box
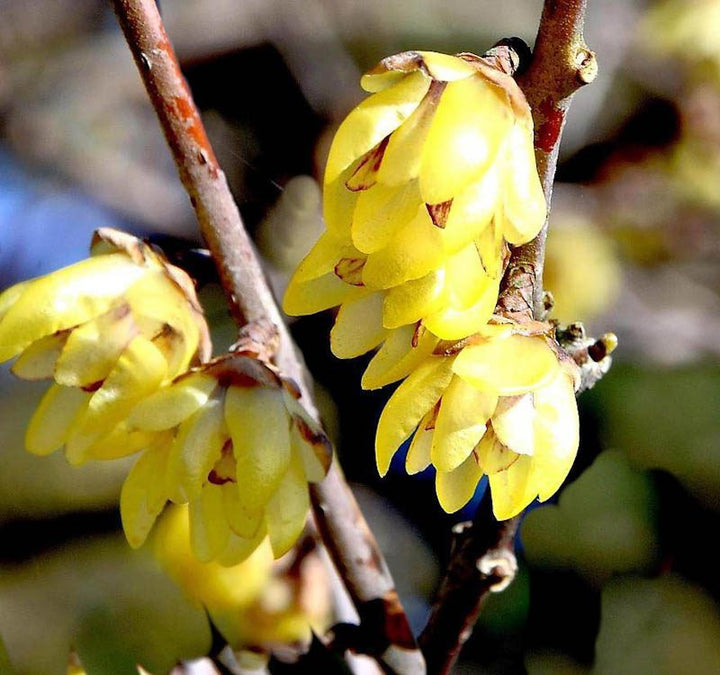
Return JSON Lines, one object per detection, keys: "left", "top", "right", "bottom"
{"left": 284, "top": 50, "right": 589, "bottom": 519}
{"left": 0, "top": 229, "right": 330, "bottom": 564}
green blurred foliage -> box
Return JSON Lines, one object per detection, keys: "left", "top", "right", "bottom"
{"left": 0, "top": 536, "right": 211, "bottom": 675}
{"left": 587, "top": 363, "right": 720, "bottom": 510}
{"left": 594, "top": 576, "right": 720, "bottom": 675}
{"left": 522, "top": 450, "right": 658, "bottom": 584}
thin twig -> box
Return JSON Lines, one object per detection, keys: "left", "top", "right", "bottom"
{"left": 111, "top": 2, "right": 423, "bottom": 673}
{"left": 419, "top": 2, "right": 596, "bottom": 673}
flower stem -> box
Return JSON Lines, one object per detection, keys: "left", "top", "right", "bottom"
{"left": 111, "top": 1, "right": 423, "bottom": 672}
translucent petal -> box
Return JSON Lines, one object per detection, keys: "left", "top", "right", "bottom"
{"left": 330, "top": 292, "right": 387, "bottom": 359}
{"left": 417, "top": 51, "right": 478, "bottom": 81}
{"left": 423, "top": 276, "right": 499, "bottom": 340}
{"left": 492, "top": 394, "right": 535, "bottom": 456}
{"left": 0, "top": 279, "right": 30, "bottom": 321}
{"left": 476, "top": 432, "right": 519, "bottom": 474}
{"left": 442, "top": 168, "right": 500, "bottom": 249}
{"left": 76, "top": 335, "right": 168, "bottom": 434}
{"left": 360, "top": 69, "right": 409, "bottom": 93}
{"left": 125, "top": 271, "right": 201, "bottom": 377}
{"left": 54, "top": 306, "right": 139, "bottom": 388}
{"left": 377, "top": 93, "right": 437, "bottom": 187}
{"left": 405, "top": 409, "right": 435, "bottom": 474}
{"left": 265, "top": 448, "right": 310, "bottom": 558}
{"left": 530, "top": 372, "right": 579, "bottom": 501}
{"left": 283, "top": 271, "right": 366, "bottom": 316}
{"left": 225, "top": 387, "right": 291, "bottom": 509}
{"left": 167, "top": 396, "right": 226, "bottom": 500}
{"left": 431, "top": 376, "right": 497, "bottom": 472}
{"left": 221, "top": 483, "right": 265, "bottom": 539}
{"left": 435, "top": 452, "right": 484, "bottom": 513}
{"left": 290, "top": 231, "right": 355, "bottom": 283}
{"left": 82, "top": 423, "right": 158, "bottom": 462}
{"left": 325, "top": 71, "right": 431, "bottom": 182}
{"left": 442, "top": 243, "right": 492, "bottom": 311}
{"left": 283, "top": 391, "right": 332, "bottom": 482}
{"left": 11, "top": 332, "right": 69, "bottom": 380}
{"left": 362, "top": 209, "right": 444, "bottom": 288}
{"left": 120, "top": 447, "right": 170, "bottom": 549}
{"left": 499, "top": 123, "right": 546, "bottom": 245}
{"left": 452, "top": 335, "right": 559, "bottom": 395}
{"left": 324, "top": 168, "right": 360, "bottom": 237}
{"left": 215, "top": 524, "right": 269, "bottom": 567}
{"left": 382, "top": 269, "right": 445, "bottom": 328}
{"left": 488, "top": 454, "right": 534, "bottom": 520}
{"left": 0, "top": 254, "right": 145, "bottom": 362}
{"left": 376, "top": 356, "right": 454, "bottom": 475}
{"left": 189, "top": 485, "right": 232, "bottom": 563}
{"left": 420, "top": 77, "right": 512, "bottom": 205}
{"left": 361, "top": 324, "right": 439, "bottom": 390}
{"left": 25, "top": 384, "right": 90, "bottom": 455}
{"left": 129, "top": 372, "right": 219, "bottom": 431}
{"left": 352, "top": 181, "right": 422, "bottom": 253}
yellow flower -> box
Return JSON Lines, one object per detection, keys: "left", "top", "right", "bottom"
{"left": 0, "top": 228, "right": 211, "bottom": 464}
{"left": 121, "top": 353, "right": 332, "bottom": 564}
{"left": 284, "top": 50, "right": 544, "bottom": 369}
{"left": 154, "top": 505, "right": 330, "bottom": 657}
{"left": 375, "top": 322, "right": 579, "bottom": 520}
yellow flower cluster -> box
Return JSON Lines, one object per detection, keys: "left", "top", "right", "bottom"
{"left": 284, "top": 50, "right": 546, "bottom": 384}
{"left": 284, "top": 50, "right": 581, "bottom": 518}
{"left": 0, "top": 228, "right": 210, "bottom": 464}
{"left": 122, "top": 353, "right": 331, "bottom": 563}
{"left": 0, "top": 229, "right": 330, "bottom": 564}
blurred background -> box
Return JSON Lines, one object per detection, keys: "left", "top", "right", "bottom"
{"left": 1, "top": 0, "right": 719, "bottom": 673}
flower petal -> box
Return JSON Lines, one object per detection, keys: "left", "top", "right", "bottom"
{"left": 283, "top": 271, "right": 366, "bottom": 316}
{"left": 499, "top": 123, "right": 546, "bottom": 245}
{"left": 11, "top": 332, "right": 69, "bottom": 380}
{"left": 167, "top": 395, "right": 226, "bottom": 500}
{"left": 0, "top": 254, "right": 144, "bottom": 362}
{"left": 420, "top": 76, "right": 512, "bottom": 205}
{"left": 376, "top": 355, "right": 454, "bottom": 475}
{"left": 452, "top": 335, "right": 559, "bottom": 395}
{"left": 325, "top": 71, "right": 431, "bottom": 183}
{"left": 362, "top": 209, "right": 444, "bottom": 288}
{"left": 352, "top": 181, "right": 422, "bottom": 253}
{"left": 265, "top": 448, "right": 310, "bottom": 558}
{"left": 492, "top": 392, "right": 536, "bottom": 456}
{"left": 54, "top": 305, "right": 139, "bottom": 388}
{"left": 225, "top": 386, "right": 291, "bottom": 509}
{"left": 488, "top": 454, "right": 534, "bottom": 520}
{"left": 129, "top": 372, "right": 219, "bottom": 431}
{"left": 330, "top": 292, "right": 387, "bottom": 359}
{"left": 25, "top": 384, "right": 90, "bottom": 455}
{"left": 120, "top": 445, "right": 170, "bottom": 549}
{"left": 432, "top": 376, "right": 497, "bottom": 472}
{"left": 221, "top": 483, "right": 265, "bottom": 539}
{"left": 361, "top": 324, "right": 439, "bottom": 390}
{"left": 475, "top": 432, "right": 519, "bottom": 475}
{"left": 435, "top": 452, "right": 484, "bottom": 513}
{"left": 189, "top": 484, "right": 232, "bottom": 562}
{"left": 382, "top": 270, "right": 445, "bottom": 329}
{"left": 405, "top": 408, "right": 435, "bottom": 474}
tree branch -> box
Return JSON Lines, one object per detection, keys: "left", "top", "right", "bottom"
{"left": 111, "top": 2, "right": 423, "bottom": 672}
{"left": 419, "top": 2, "right": 597, "bottom": 672}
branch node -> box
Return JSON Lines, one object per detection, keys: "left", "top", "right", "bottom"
{"left": 575, "top": 47, "right": 598, "bottom": 85}
{"left": 476, "top": 549, "right": 518, "bottom": 593}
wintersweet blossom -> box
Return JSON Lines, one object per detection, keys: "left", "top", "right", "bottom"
{"left": 121, "top": 353, "right": 332, "bottom": 564}
{"left": 284, "top": 49, "right": 545, "bottom": 358}
{"left": 375, "top": 322, "right": 580, "bottom": 519}
{"left": 0, "top": 228, "right": 210, "bottom": 464}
